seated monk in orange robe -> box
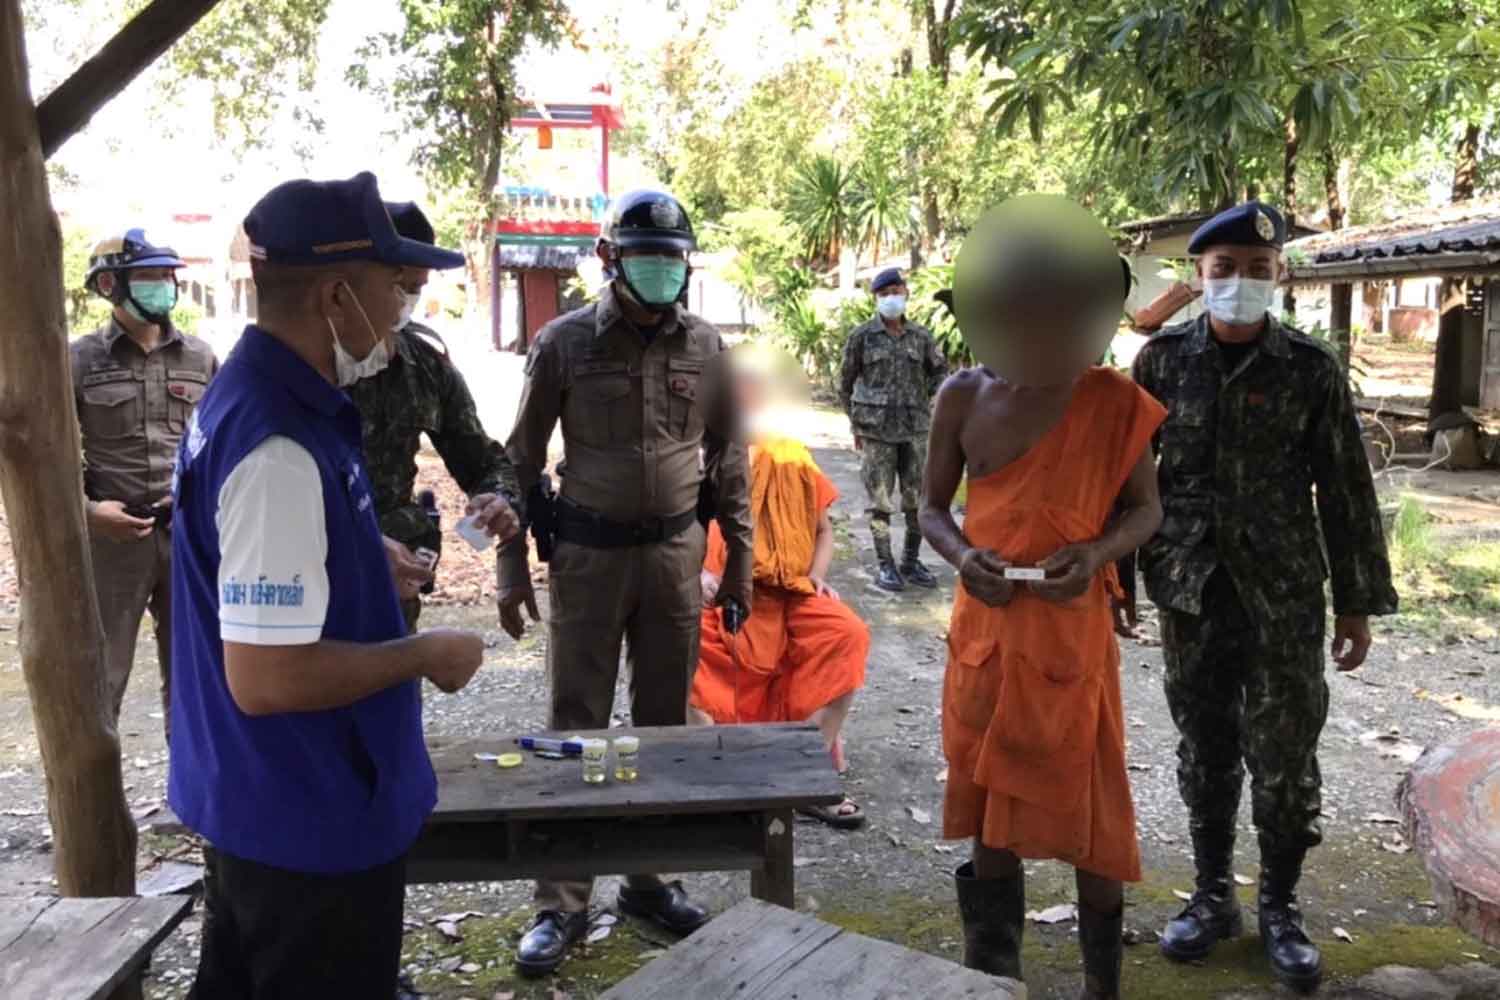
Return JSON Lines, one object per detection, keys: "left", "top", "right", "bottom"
{"left": 691, "top": 436, "right": 870, "bottom": 829}
{"left": 920, "top": 196, "right": 1165, "bottom": 999}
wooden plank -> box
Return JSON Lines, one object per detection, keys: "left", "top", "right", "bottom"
{"left": 602, "top": 900, "right": 1022, "bottom": 1000}
{"left": 35, "top": 0, "right": 224, "bottom": 157}
{"left": 749, "top": 809, "right": 795, "bottom": 908}
{"left": 600, "top": 897, "right": 843, "bottom": 1000}
{"left": 0, "top": 896, "right": 192, "bottom": 1000}
{"left": 426, "top": 724, "right": 842, "bottom": 824}
{"left": 408, "top": 813, "right": 765, "bottom": 884}
{"left": 1399, "top": 729, "right": 1500, "bottom": 947}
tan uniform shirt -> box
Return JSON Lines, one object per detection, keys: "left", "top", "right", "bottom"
{"left": 71, "top": 319, "right": 218, "bottom": 506}
{"left": 501, "top": 285, "right": 752, "bottom": 594}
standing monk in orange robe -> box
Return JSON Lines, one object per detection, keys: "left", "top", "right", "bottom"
{"left": 920, "top": 197, "right": 1165, "bottom": 1000}
{"left": 690, "top": 348, "right": 870, "bottom": 828}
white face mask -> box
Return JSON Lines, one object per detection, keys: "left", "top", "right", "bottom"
{"left": 1202, "top": 277, "right": 1276, "bottom": 326}
{"left": 395, "top": 289, "right": 417, "bottom": 330}
{"left": 327, "top": 281, "right": 394, "bottom": 387}
{"left": 876, "top": 294, "right": 907, "bottom": 319}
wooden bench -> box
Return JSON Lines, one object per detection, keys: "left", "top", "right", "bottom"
{"left": 411, "top": 723, "right": 844, "bottom": 907}
{"left": 600, "top": 898, "right": 1026, "bottom": 999}
{"left": 0, "top": 896, "right": 193, "bottom": 1000}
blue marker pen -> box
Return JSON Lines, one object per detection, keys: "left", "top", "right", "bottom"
{"left": 515, "top": 736, "right": 586, "bottom": 756}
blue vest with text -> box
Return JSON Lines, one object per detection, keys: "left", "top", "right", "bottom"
{"left": 168, "top": 325, "right": 434, "bottom": 874}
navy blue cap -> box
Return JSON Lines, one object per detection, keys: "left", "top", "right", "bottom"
{"left": 245, "top": 172, "right": 464, "bottom": 270}
{"left": 1187, "top": 201, "right": 1287, "bottom": 255}
{"left": 871, "top": 267, "right": 905, "bottom": 293}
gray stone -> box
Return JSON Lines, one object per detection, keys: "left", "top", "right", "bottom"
{"left": 1357, "top": 966, "right": 1459, "bottom": 1000}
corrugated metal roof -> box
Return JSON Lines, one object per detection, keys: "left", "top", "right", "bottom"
{"left": 1289, "top": 198, "right": 1500, "bottom": 264}
{"left": 498, "top": 243, "right": 588, "bottom": 271}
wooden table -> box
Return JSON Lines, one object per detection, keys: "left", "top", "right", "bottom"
{"left": 1399, "top": 728, "right": 1500, "bottom": 947}
{"left": 600, "top": 898, "right": 1025, "bottom": 999}
{"left": 411, "top": 723, "right": 844, "bottom": 907}
{"left": 0, "top": 896, "right": 193, "bottom": 1000}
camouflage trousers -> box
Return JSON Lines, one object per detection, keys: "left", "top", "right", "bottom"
{"left": 1162, "top": 569, "right": 1329, "bottom": 852}
{"left": 861, "top": 437, "right": 926, "bottom": 542}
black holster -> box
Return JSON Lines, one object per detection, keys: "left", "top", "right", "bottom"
{"left": 528, "top": 474, "right": 559, "bottom": 563}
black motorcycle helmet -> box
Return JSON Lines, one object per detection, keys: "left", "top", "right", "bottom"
{"left": 598, "top": 188, "right": 695, "bottom": 311}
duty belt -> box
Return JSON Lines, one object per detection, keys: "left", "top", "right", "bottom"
{"left": 555, "top": 500, "right": 697, "bottom": 549}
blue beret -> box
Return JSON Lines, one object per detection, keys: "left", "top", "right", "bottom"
{"left": 871, "top": 267, "right": 905, "bottom": 293}
{"left": 1187, "top": 201, "right": 1286, "bottom": 255}
{"left": 245, "top": 172, "right": 464, "bottom": 270}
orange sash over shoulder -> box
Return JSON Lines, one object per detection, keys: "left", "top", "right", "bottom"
{"left": 942, "top": 367, "right": 1165, "bottom": 882}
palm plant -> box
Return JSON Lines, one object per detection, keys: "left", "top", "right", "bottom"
{"left": 849, "top": 157, "right": 911, "bottom": 265}
{"left": 787, "top": 155, "right": 852, "bottom": 267}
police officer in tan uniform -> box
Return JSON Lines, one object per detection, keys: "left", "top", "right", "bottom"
{"left": 71, "top": 230, "right": 218, "bottom": 733}
{"left": 500, "top": 189, "right": 752, "bottom": 977}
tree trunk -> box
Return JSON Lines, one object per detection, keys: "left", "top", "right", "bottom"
{"left": 1452, "top": 121, "right": 1481, "bottom": 203}
{"left": 0, "top": 0, "right": 137, "bottom": 905}
{"left": 1432, "top": 123, "right": 1482, "bottom": 421}
{"left": 1323, "top": 146, "right": 1352, "bottom": 366}
{"left": 1282, "top": 111, "right": 1299, "bottom": 317}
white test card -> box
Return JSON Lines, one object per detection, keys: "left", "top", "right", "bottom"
{"left": 455, "top": 513, "right": 495, "bottom": 552}
{"left": 1003, "top": 567, "right": 1046, "bottom": 581}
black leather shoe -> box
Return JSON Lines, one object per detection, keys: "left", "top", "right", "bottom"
{"left": 876, "top": 561, "right": 906, "bottom": 592}
{"left": 900, "top": 559, "right": 939, "bottom": 589}
{"left": 618, "top": 881, "right": 710, "bottom": 935}
{"left": 1259, "top": 845, "right": 1322, "bottom": 992}
{"left": 515, "top": 910, "right": 589, "bottom": 977}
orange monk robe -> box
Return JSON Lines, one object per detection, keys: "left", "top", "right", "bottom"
{"left": 943, "top": 367, "right": 1166, "bottom": 883}
{"left": 693, "top": 438, "right": 870, "bottom": 724}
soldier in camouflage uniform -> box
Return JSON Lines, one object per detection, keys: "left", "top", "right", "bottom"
{"left": 1131, "top": 202, "right": 1397, "bottom": 992}
{"left": 348, "top": 202, "right": 521, "bottom": 633}
{"left": 839, "top": 268, "right": 947, "bottom": 592}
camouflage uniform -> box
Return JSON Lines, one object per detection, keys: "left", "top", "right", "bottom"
{"left": 347, "top": 323, "right": 519, "bottom": 631}
{"left": 838, "top": 317, "right": 946, "bottom": 558}
{"left": 1132, "top": 314, "right": 1398, "bottom": 851}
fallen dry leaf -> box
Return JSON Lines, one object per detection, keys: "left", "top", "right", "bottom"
{"left": 435, "top": 921, "right": 462, "bottom": 942}
{"left": 586, "top": 925, "right": 612, "bottom": 944}
{"left": 935, "top": 767, "right": 949, "bottom": 784}
{"left": 1380, "top": 838, "right": 1412, "bottom": 855}
{"left": 907, "top": 806, "right": 932, "bottom": 825}
{"left": 1027, "top": 903, "right": 1077, "bottom": 924}
{"left": 1172, "top": 890, "right": 1193, "bottom": 902}
{"left": 1365, "top": 812, "right": 1401, "bottom": 826}
{"left": 1333, "top": 927, "right": 1354, "bottom": 943}
{"left": 1415, "top": 689, "right": 1500, "bottom": 722}
{"left": 1233, "top": 874, "right": 1254, "bottom": 887}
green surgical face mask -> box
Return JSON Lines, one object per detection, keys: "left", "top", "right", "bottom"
{"left": 126, "top": 279, "right": 178, "bottom": 321}
{"left": 621, "top": 256, "right": 688, "bottom": 307}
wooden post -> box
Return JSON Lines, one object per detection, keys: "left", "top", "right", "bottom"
{"left": 0, "top": 0, "right": 137, "bottom": 901}
{"left": 1330, "top": 282, "right": 1354, "bottom": 367}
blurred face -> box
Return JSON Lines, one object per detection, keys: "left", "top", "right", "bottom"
{"left": 954, "top": 196, "right": 1123, "bottom": 386}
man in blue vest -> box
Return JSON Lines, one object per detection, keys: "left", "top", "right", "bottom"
{"left": 169, "top": 172, "right": 486, "bottom": 998}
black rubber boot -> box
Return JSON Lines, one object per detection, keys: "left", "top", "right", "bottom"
{"left": 954, "top": 861, "right": 1024, "bottom": 981}
{"left": 1077, "top": 902, "right": 1124, "bottom": 999}
{"left": 1259, "top": 845, "right": 1322, "bottom": 993}
{"left": 899, "top": 515, "right": 938, "bottom": 588}
{"left": 874, "top": 528, "right": 905, "bottom": 592}
{"left": 515, "top": 910, "right": 589, "bottom": 977}
{"left": 1160, "top": 828, "right": 1244, "bottom": 962}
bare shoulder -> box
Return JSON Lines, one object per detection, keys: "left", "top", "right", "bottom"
{"left": 934, "top": 366, "right": 992, "bottom": 421}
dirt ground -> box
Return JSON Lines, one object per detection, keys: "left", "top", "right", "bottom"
{"left": 3, "top": 378, "right": 1500, "bottom": 998}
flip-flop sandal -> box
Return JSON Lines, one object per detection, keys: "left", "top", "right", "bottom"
{"left": 798, "top": 797, "right": 867, "bottom": 830}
